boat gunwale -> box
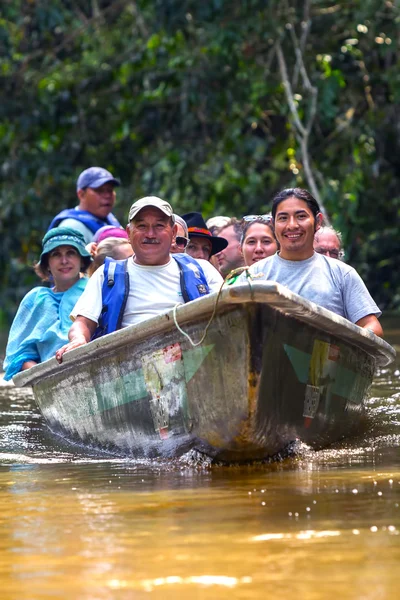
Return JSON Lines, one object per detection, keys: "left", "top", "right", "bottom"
{"left": 13, "top": 281, "right": 395, "bottom": 387}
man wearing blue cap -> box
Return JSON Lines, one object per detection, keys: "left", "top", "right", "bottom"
{"left": 47, "top": 166, "right": 122, "bottom": 243}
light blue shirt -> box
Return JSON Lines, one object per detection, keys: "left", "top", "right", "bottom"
{"left": 3, "top": 278, "right": 87, "bottom": 380}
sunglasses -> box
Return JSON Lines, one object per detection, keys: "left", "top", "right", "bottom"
{"left": 175, "top": 236, "right": 189, "bottom": 248}
{"left": 315, "top": 247, "right": 345, "bottom": 260}
{"left": 242, "top": 214, "right": 273, "bottom": 223}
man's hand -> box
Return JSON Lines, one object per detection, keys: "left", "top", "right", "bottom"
{"left": 56, "top": 336, "right": 88, "bottom": 363}
{"left": 55, "top": 316, "right": 97, "bottom": 364}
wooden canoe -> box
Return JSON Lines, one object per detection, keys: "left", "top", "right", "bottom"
{"left": 13, "top": 282, "right": 396, "bottom": 462}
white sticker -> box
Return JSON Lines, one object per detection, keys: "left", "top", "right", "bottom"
{"left": 303, "top": 384, "right": 320, "bottom": 418}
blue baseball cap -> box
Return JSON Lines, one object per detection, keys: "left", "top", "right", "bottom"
{"left": 76, "top": 167, "right": 120, "bottom": 191}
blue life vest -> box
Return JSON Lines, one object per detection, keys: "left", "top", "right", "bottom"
{"left": 47, "top": 208, "right": 121, "bottom": 234}
{"left": 93, "top": 253, "right": 210, "bottom": 339}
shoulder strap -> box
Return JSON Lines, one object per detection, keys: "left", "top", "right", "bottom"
{"left": 48, "top": 209, "right": 121, "bottom": 233}
{"left": 104, "top": 213, "right": 121, "bottom": 228}
{"left": 172, "top": 254, "right": 210, "bottom": 302}
{"left": 92, "top": 258, "right": 129, "bottom": 339}
{"left": 107, "top": 261, "right": 117, "bottom": 286}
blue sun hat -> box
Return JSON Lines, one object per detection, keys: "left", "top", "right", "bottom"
{"left": 40, "top": 227, "right": 92, "bottom": 268}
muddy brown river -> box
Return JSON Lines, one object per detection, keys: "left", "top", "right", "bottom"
{"left": 0, "top": 318, "right": 399, "bottom": 599}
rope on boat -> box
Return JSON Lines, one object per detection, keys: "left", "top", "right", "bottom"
{"left": 172, "top": 266, "right": 256, "bottom": 346}
{"left": 225, "top": 265, "right": 258, "bottom": 301}
{"left": 172, "top": 282, "right": 225, "bottom": 347}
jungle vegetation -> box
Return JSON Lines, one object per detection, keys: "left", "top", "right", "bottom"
{"left": 1, "top": 0, "right": 399, "bottom": 325}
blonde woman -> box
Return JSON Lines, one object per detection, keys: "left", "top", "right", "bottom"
{"left": 88, "top": 237, "right": 133, "bottom": 276}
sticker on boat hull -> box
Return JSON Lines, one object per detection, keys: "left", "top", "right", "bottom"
{"left": 141, "top": 343, "right": 187, "bottom": 439}
{"left": 303, "top": 340, "right": 340, "bottom": 427}
{"left": 303, "top": 384, "right": 320, "bottom": 424}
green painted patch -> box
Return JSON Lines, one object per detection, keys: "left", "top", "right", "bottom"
{"left": 80, "top": 343, "right": 215, "bottom": 416}
{"left": 283, "top": 344, "right": 310, "bottom": 383}
{"left": 284, "top": 343, "right": 364, "bottom": 402}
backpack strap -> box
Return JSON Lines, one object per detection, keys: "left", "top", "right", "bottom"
{"left": 92, "top": 258, "right": 129, "bottom": 339}
{"left": 47, "top": 209, "right": 121, "bottom": 233}
{"left": 107, "top": 261, "right": 117, "bottom": 286}
{"left": 172, "top": 254, "right": 210, "bottom": 302}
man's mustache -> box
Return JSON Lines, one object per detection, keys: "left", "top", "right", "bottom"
{"left": 143, "top": 238, "right": 160, "bottom": 244}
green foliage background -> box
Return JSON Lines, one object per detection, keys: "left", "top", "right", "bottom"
{"left": 1, "top": 0, "right": 399, "bottom": 325}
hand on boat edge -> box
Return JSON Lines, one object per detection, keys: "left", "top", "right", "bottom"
{"left": 55, "top": 337, "right": 88, "bottom": 363}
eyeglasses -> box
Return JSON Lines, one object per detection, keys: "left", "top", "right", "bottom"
{"left": 175, "top": 236, "right": 189, "bottom": 248}
{"left": 242, "top": 214, "right": 273, "bottom": 223}
{"left": 315, "top": 247, "right": 345, "bottom": 260}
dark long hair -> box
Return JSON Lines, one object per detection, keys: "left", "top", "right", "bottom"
{"left": 272, "top": 188, "right": 321, "bottom": 219}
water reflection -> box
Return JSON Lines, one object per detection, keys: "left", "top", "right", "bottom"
{"left": 0, "top": 319, "right": 399, "bottom": 599}
{"left": 1, "top": 459, "right": 399, "bottom": 599}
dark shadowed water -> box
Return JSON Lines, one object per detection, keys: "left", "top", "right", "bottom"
{"left": 0, "top": 319, "right": 399, "bottom": 599}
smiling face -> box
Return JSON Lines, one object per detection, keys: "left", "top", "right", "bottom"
{"left": 274, "top": 197, "right": 322, "bottom": 261}
{"left": 77, "top": 182, "right": 116, "bottom": 219}
{"left": 241, "top": 222, "right": 278, "bottom": 266}
{"left": 127, "top": 207, "right": 176, "bottom": 266}
{"left": 48, "top": 245, "right": 82, "bottom": 291}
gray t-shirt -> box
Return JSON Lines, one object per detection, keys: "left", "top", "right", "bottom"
{"left": 240, "top": 252, "right": 381, "bottom": 324}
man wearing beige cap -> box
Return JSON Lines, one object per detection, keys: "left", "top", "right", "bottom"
{"left": 56, "top": 196, "right": 223, "bottom": 362}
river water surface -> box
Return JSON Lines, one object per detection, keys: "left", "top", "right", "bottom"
{"left": 0, "top": 319, "right": 399, "bottom": 599}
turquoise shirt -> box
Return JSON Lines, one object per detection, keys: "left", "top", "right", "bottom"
{"left": 3, "top": 278, "right": 87, "bottom": 380}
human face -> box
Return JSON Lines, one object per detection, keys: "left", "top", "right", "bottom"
{"left": 48, "top": 245, "right": 82, "bottom": 291}
{"left": 127, "top": 207, "right": 176, "bottom": 266}
{"left": 241, "top": 222, "right": 278, "bottom": 266}
{"left": 215, "top": 225, "right": 244, "bottom": 277}
{"left": 170, "top": 223, "right": 189, "bottom": 254}
{"left": 77, "top": 182, "right": 116, "bottom": 219}
{"left": 314, "top": 230, "right": 342, "bottom": 259}
{"left": 274, "top": 197, "right": 321, "bottom": 261}
{"left": 186, "top": 236, "right": 212, "bottom": 261}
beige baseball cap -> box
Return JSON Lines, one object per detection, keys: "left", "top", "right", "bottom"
{"left": 128, "top": 196, "right": 174, "bottom": 222}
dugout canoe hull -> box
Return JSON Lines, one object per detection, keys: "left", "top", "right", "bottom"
{"left": 13, "top": 282, "right": 396, "bottom": 462}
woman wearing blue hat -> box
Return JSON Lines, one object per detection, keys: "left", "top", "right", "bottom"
{"left": 3, "top": 227, "right": 92, "bottom": 380}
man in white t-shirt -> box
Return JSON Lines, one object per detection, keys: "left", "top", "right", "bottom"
{"left": 55, "top": 196, "right": 223, "bottom": 362}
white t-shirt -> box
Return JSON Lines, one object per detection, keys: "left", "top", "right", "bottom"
{"left": 71, "top": 256, "right": 223, "bottom": 327}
